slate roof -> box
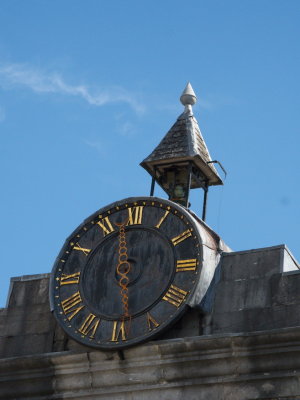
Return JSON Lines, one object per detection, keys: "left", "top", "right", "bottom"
{"left": 140, "top": 107, "right": 223, "bottom": 186}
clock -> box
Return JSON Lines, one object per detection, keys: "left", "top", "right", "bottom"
{"left": 50, "top": 197, "right": 203, "bottom": 350}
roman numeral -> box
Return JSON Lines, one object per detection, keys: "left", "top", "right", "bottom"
{"left": 73, "top": 243, "right": 91, "bottom": 256}
{"left": 78, "top": 313, "right": 100, "bottom": 338}
{"left": 97, "top": 216, "right": 115, "bottom": 236}
{"left": 163, "top": 285, "right": 188, "bottom": 308}
{"left": 171, "top": 229, "right": 192, "bottom": 246}
{"left": 147, "top": 312, "right": 159, "bottom": 331}
{"left": 110, "top": 320, "right": 127, "bottom": 342}
{"left": 61, "top": 291, "right": 84, "bottom": 320}
{"left": 60, "top": 272, "right": 81, "bottom": 285}
{"left": 127, "top": 206, "right": 143, "bottom": 225}
{"left": 176, "top": 259, "right": 197, "bottom": 272}
{"left": 155, "top": 210, "right": 170, "bottom": 229}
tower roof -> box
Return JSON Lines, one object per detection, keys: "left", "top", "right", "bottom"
{"left": 140, "top": 83, "right": 222, "bottom": 186}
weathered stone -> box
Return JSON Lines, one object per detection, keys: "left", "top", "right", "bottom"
{"left": 210, "top": 246, "right": 300, "bottom": 336}
{"left": 221, "top": 246, "right": 285, "bottom": 281}
{"left": 1, "top": 329, "right": 300, "bottom": 399}
{"left": 157, "top": 308, "right": 202, "bottom": 340}
{"left": 0, "top": 331, "right": 54, "bottom": 358}
{"left": 0, "top": 245, "right": 300, "bottom": 398}
{"left": 0, "top": 306, "right": 53, "bottom": 336}
{"left": 214, "top": 278, "right": 272, "bottom": 312}
{"left": 7, "top": 274, "right": 50, "bottom": 307}
{"left": 271, "top": 271, "right": 300, "bottom": 306}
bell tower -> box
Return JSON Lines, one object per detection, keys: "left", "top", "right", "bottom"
{"left": 140, "top": 83, "right": 225, "bottom": 220}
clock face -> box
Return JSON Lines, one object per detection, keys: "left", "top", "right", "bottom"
{"left": 50, "top": 197, "right": 202, "bottom": 349}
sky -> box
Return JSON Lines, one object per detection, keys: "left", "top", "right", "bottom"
{"left": 0, "top": 0, "right": 300, "bottom": 307}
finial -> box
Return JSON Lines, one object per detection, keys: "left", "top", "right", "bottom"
{"left": 180, "top": 82, "right": 197, "bottom": 108}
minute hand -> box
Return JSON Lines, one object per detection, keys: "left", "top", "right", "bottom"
{"left": 115, "top": 219, "right": 130, "bottom": 318}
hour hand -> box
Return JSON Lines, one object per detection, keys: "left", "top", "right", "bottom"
{"left": 115, "top": 219, "right": 130, "bottom": 318}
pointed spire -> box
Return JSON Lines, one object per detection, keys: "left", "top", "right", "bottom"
{"left": 180, "top": 82, "right": 197, "bottom": 105}
{"left": 180, "top": 82, "right": 197, "bottom": 115}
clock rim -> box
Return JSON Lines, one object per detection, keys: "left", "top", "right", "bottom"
{"left": 49, "top": 196, "right": 204, "bottom": 350}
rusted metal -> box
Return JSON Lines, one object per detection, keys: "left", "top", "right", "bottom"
{"left": 207, "top": 160, "right": 227, "bottom": 180}
{"left": 115, "top": 219, "right": 130, "bottom": 318}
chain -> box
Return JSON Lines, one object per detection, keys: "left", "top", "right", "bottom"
{"left": 115, "top": 220, "right": 130, "bottom": 318}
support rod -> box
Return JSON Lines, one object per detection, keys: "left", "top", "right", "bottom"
{"left": 202, "top": 184, "right": 209, "bottom": 221}
{"left": 150, "top": 175, "right": 155, "bottom": 196}
{"left": 185, "top": 162, "right": 192, "bottom": 208}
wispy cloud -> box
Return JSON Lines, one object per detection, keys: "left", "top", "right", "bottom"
{"left": 0, "top": 106, "right": 5, "bottom": 122}
{"left": 0, "top": 62, "right": 145, "bottom": 114}
{"left": 118, "top": 121, "right": 136, "bottom": 137}
{"left": 114, "top": 112, "right": 136, "bottom": 137}
{"left": 196, "top": 98, "right": 213, "bottom": 110}
{"left": 84, "top": 139, "right": 106, "bottom": 155}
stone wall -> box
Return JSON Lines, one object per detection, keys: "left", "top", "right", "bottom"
{"left": 210, "top": 245, "right": 300, "bottom": 334}
{"left": 1, "top": 244, "right": 300, "bottom": 399}
{"left": 1, "top": 328, "right": 300, "bottom": 399}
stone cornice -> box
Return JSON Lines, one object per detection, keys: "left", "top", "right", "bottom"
{"left": 1, "top": 327, "right": 300, "bottom": 399}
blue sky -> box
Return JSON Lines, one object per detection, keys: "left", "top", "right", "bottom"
{"left": 0, "top": 0, "right": 300, "bottom": 307}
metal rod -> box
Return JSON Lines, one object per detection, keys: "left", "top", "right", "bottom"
{"left": 202, "top": 184, "right": 209, "bottom": 221}
{"left": 186, "top": 162, "right": 192, "bottom": 208}
{"left": 150, "top": 172, "right": 156, "bottom": 196}
{"left": 207, "top": 160, "right": 227, "bottom": 180}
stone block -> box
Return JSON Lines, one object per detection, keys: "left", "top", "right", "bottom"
{"left": 271, "top": 271, "right": 300, "bottom": 306}
{"left": 210, "top": 247, "right": 300, "bottom": 336}
{"left": 52, "top": 323, "right": 68, "bottom": 352}
{"left": 221, "top": 246, "right": 283, "bottom": 281}
{"left": 7, "top": 274, "right": 50, "bottom": 308}
{"left": 157, "top": 308, "right": 202, "bottom": 340}
{"left": 0, "top": 305, "right": 54, "bottom": 336}
{"left": 214, "top": 278, "right": 272, "bottom": 312}
{"left": 0, "top": 355, "right": 54, "bottom": 399}
{"left": 1, "top": 328, "right": 300, "bottom": 399}
{"left": 212, "top": 304, "right": 300, "bottom": 334}
{"left": 66, "top": 336, "right": 94, "bottom": 353}
{"left": 0, "top": 332, "right": 54, "bottom": 358}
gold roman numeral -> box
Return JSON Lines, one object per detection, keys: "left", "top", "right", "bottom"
{"left": 60, "top": 272, "right": 81, "bottom": 285}
{"left": 73, "top": 243, "right": 91, "bottom": 256}
{"left": 171, "top": 229, "right": 192, "bottom": 246}
{"left": 176, "top": 259, "right": 197, "bottom": 272}
{"left": 163, "top": 285, "right": 188, "bottom": 308}
{"left": 110, "top": 320, "right": 127, "bottom": 342}
{"left": 78, "top": 313, "right": 100, "bottom": 338}
{"left": 97, "top": 216, "right": 115, "bottom": 236}
{"left": 155, "top": 210, "right": 170, "bottom": 229}
{"left": 61, "top": 291, "right": 84, "bottom": 320}
{"left": 127, "top": 206, "right": 144, "bottom": 225}
{"left": 147, "top": 312, "right": 159, "bottom": 331}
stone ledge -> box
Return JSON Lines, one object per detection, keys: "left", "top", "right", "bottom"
{"left": 220, "top": 245, "right": 299, "bottom": 282}
{"left": 1, "top": 327, "right": 300, "bottom": 399}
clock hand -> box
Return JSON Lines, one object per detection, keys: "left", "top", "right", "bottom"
{"left": 115, "top": 219, "right": 130, "bottom": 318}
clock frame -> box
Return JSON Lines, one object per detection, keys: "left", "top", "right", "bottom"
{"left": 50, "top": 197, "right": 202, "bottom": 350}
